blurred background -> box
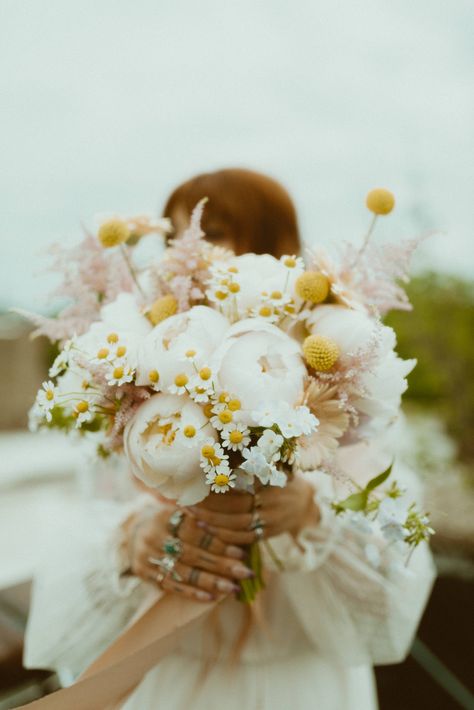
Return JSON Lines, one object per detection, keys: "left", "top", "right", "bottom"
{"left": 0, "top": 1, "right": 473, "bottom": 708}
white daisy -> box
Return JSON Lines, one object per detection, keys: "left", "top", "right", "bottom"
{"left": 168, "top": 373, "right": 190, "bottom": 395}
{"left": 37, "top": 381, "right": 57, "bottom": 421}
{"left": 210, "top": 407, "right": 234, "bottom": 431}
{"left": 206, "top": 469, "right": 237, "bottom": 494}
{"left": 105, "top": 364, "right": 134, "bottom": 386}
{"left": 73, "top": 400, "right": 94, "bottom": 428}
{"left": 280, "top": 254, "right": 305, "bottom": 271}
{"left": 221, "top": 423, "right": 251, "bottom": 451}
{"left": 199, "top": 440, "right": 229, "bottom": 473}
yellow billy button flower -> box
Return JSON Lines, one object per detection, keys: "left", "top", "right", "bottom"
{"left": 201, "top": 444, "right": 216, "bottom": 459}
{"left": 229, "top": 430, "right": 243, "bottom": 444}
{"left": 228, "top": 399, "right": 241, "bottom": 412}
{"left": 149, "top": 369, "right": 160, "bottom": 383}
{"left": 303, "top": 334, "right": 340, "bottom": 372}
{"left": 219, "top": 409, "right": 233, "bottom": 425}
{"left": 107, "top": 332, "right": 119, "bottom": 344}
{"left": 76, "top": 400, "right": 89, "bottom": 413}
{"left": 214, "top": 473, "right": 230, "bottom": 487}
{"left": 148, "top": 295, "right": 178, "bottom": 326}
{"left": 98, "top": 219, "right": 130, "bottom": 248}
{"left": 116, "top": 345, "right": 127, "bottom": 357}
{"left": 97, "top": 347, "right": 109, "bottom": 359}
{"left": 174, "top": 373, "right": 189, "bottom": 388}
{"left": 295, "top": 271, "right": 330, "bottom": 304}
{"left": 366, "top": 188, "right": 395, "bottom": 215}
{"left": 199, "top": 367, "right": 212, "bottom": 381}
{"left": 183, "top": 425, "right": 196, "bottom": 438}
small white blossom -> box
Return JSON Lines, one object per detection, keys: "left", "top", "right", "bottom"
{"left": 257, "top": 429, "right": 284, "bottom": 462}
{"left": 105, "top": 364, "right": 134, "bottom": 386}
{"left": 205, "top": 469, "right": 237, "bottom": 494}
{"left": 36, "top": 381, "right": 57, "bottom": 421}
{"left": 221, "top": 423, "right": 251, "bottom": 451}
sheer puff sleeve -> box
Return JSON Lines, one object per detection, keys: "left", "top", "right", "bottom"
{"left": 275, "top": 435, "right": 436, "bottom": 667}
{"left": 23, "top": 495, "right": 159, "bottom": 683}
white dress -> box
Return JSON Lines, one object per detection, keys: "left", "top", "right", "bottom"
{"left": 24, "top": 437, "right": 435, "bottom": 710}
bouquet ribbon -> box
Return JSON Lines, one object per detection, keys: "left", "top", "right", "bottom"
{"left": 17, "top": 593, "right": 217, "bottom": 709}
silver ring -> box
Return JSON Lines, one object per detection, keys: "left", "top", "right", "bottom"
{"left": 167, "top": 509, "right": 185, "bottom": 537}
{"left": 249, "top": 510, "right": 266, "bottom": 532}
{"left": 254, "top": 525, "right": 265, "bottom": 540}
{"left": 148, "top": 555, "right": 183, "bottom": 582}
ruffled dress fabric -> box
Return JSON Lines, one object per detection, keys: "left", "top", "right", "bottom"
{"left": 24, "top": 438, "right": 435, "bottom": 710}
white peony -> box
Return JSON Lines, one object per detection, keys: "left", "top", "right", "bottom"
{"left": 124, "top": 393, "right": 217, "bottom": 505}
{"left": 306, "top": 304, "right": 415, "bottom": 437}
{"left": 213, "top": 319, "right": 306, "bottom": 413}
{"left": 135, "top": 306, "right": 229, "bottom": 390}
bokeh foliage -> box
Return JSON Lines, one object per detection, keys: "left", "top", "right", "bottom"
{"left": 387, "top": 272, "right": 474, "bottom": 465}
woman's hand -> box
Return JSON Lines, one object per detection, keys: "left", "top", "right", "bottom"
{"left": 188, "top": 475, "right": 320, "bottom": 545}
{"left": 125, "top": 505, "right": 254, "bottom": 602}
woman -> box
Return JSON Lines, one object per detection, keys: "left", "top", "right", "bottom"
{"left": 24, "top": 169, "right": 435, "bottom": 709}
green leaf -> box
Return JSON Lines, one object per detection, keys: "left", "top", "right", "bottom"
{"left": 365, "top": 463, "right": 393, "bottom": 492}
{"left": 334, "top": 490, "right": 368, "bottom": 512}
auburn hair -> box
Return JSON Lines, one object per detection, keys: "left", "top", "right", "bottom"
{"left": 162, "top": 168, "right": 301, "bottom": 257}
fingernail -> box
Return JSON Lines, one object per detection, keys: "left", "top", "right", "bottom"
{"left": 226, "top": 545, "right": 245, "bottom": 559}
{"left": 196, "top": 520, "right": 208, "bottom": 529}
{"left": 231, "top": 565, "right": 255, "bottom": 580}
{"left": 216, "top": 579, "right": 239, "bottom": 593}
{"left": 195, "top": 590, "right": 214, "bottom": 601}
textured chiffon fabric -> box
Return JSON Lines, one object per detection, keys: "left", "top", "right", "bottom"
{"left": 24, "top": 435, "right": 435, "bottom": 710}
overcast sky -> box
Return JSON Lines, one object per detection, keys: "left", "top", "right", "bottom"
{"left": 1, "top": 0, "right": 472, "bottom": 310}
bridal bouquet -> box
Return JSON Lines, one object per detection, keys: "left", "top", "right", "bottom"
{"left": 22, "top": 189, "right": 433, "bottom": 599}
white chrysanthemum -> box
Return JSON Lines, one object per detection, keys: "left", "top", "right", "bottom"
{"left": 124, "top": 394, "right": 217, "bottom": 505}
{"left": 205, "top": 469, "right": 237, "bottom": 494}
{"left": 221, "top": 423, "right": 251, "bottom": 452}
{"left": 136, "top": 306, "right": 229, "bottom": 391}
{"left": 36, "top": 381, "right": 57, "bottom": 421}
{"left": 199, "top": 439, "right": 230, "bottom": 474}
{"left": 213, "top": 319, "right": 306, "bottom": 414}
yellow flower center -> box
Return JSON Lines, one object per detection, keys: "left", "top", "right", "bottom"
{"left": 228, "top": 266, "right": 239, "bottom": 274}
{"left": 303, "top": 335, "right": 339, "bottom": 372}
{"left": 183, "top": 425, "right": 196, "bottom": 438}
{"left": 76, "top": 400, "right": 89, "bottom": 413}
{"left": 229, "top": 430, "right": 243, "bottom": 444}
{"left": 218, "top": 392, "right": 229, "bottom": 403}
{"left": 271, "top": 290, "right": 282, "bottom": 300}
{"left": 45, "top": 389, "right": 54, "bottom": 401}
{"left": 228, "top": 282, "right": 240, "bottom": 293}
{"left": 98, "top": 219, "right": 130, "bottom": 248}
{"left": 113, "top": 366, "right": 124, "bottom": 379}
{"left": 199, "top": 367, "right": 212, "bottom": 381}
{"left": 284, "top": 257, "right": 296, "bottom": 268}
{"left": 97, "top": 347, "right": 109, "bottom": 359}
{"left": 201, "top": 444, "right": 215, "bottom": 459}
{"left": 149, "top": 370, "right": 160, "bottom": 383}
{"left": 228, "top": 399, "right": 241, "bottom": 411}
{"left": 174, "top": 373, "right": 189, "bottom": 388}
{"left": 366, "top": 188, "right": 395, "bottom": 215}
{"left": 107, "top": 332, "right": 119, "bottom": 344}
{"left": 81, "top": 379, "right": 90, "bottom": 390}
{"left": 295, "top": 271, "right": 330, "bottom": 304}
{"left": 203, "top": 403, "right": 214, "bottom": 418}
{"left": 214, "top": 474, "right": 230, "bottom": 487}
{"left": 218, "top": 409, "right": 233, "bottom": 424}
{"left": 259, "top": 306, "right": 273, "bottom": 318}
{"left": 185, "top": 349, "right": 196, "bottom": 358}
{"left": 215, "top": 290, "right": 228, "bottom": 301}
{"left": 284, "top": 303, "right": 295, "bottom": 314}
{"left": 148, "top": 295, "right": 178, "bottom": 326}
{"left": 220, "top": 278, "right": 230, "bottom": 286}
{"left": 116, "top": 345, "right": 127, "bottom": 357}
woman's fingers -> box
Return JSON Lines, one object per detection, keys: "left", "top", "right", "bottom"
{"left": 159, "top": 576, "right": 215, "bottom": 602}
{"left": 180, "top": 543, "right": 254, "bottom": 581}
{"left": 198, "top": 525, "right": 261, "bottom": 545}
{"left": 174, "top": 562, "right": 240, "bottom": 595}
{"left": 187, "top": 506, "right": 253, "bottom": 531}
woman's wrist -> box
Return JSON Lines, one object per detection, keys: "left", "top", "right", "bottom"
{"left": 291, "top": 477, "right": 321, "bottom": 536}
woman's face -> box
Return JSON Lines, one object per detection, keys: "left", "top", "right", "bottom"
{"left": 170, "top": 205, "right": 236, "bottom": 252}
